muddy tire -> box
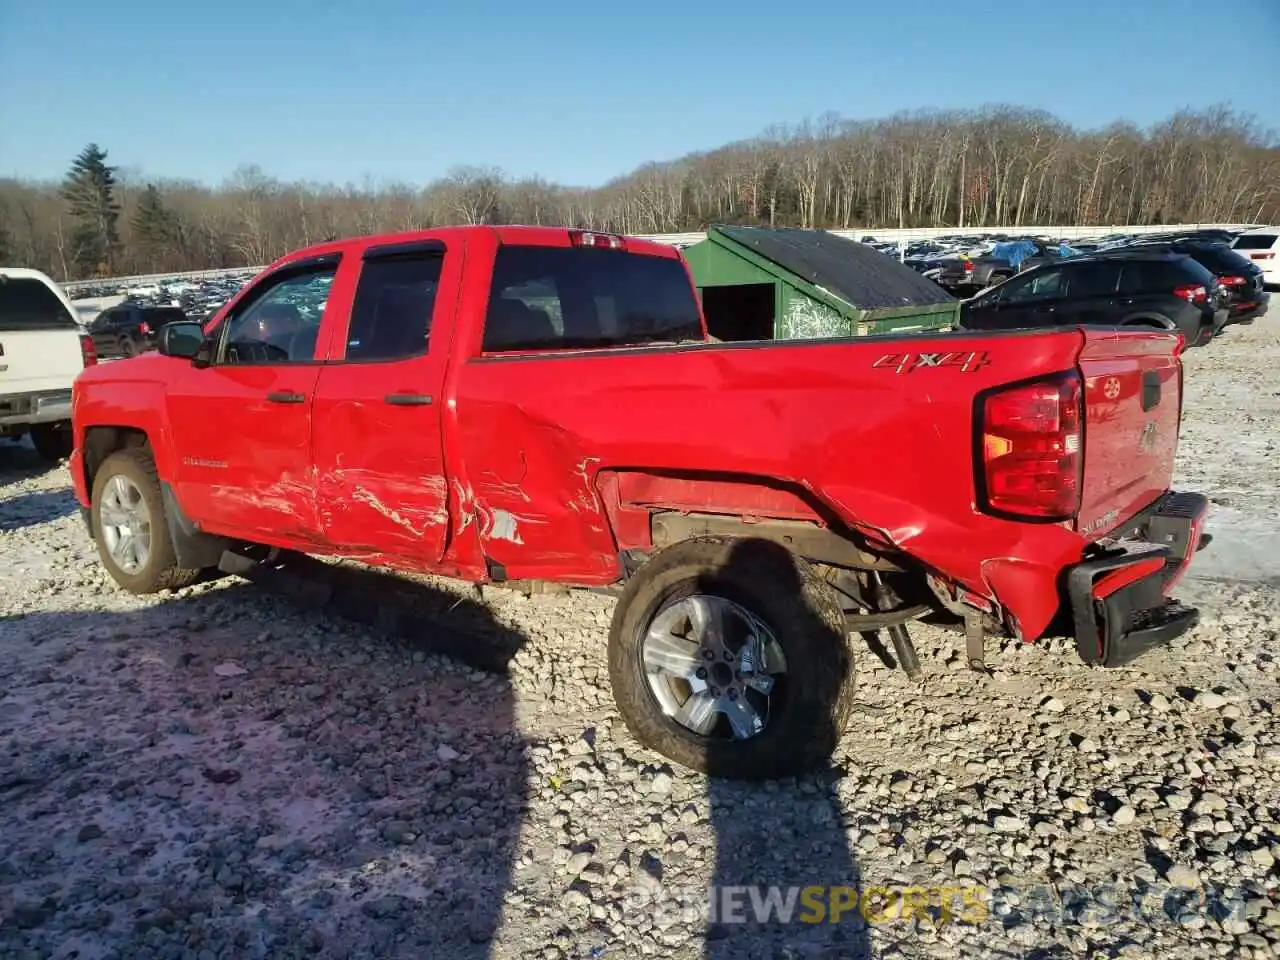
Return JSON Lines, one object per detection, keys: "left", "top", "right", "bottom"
{"left": 91, "top": 449, "right": 201, "bottom": 594}
{"left": 607, "top": 537, "right": 855, "bottom": 780}
{"left": 29, "top": 422, "right": 73, "bottom": 462}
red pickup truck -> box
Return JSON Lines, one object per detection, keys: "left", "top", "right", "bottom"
{"left": 68, "top": 225, "right": 1209, "bottom": 779}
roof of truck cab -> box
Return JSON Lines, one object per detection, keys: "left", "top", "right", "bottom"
{"left": 270, "top": 225, "right": 682, "bottom": 270}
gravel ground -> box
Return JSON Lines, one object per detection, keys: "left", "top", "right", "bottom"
{"left": 2, "top": 313, "right": 1279, "bottom": 960}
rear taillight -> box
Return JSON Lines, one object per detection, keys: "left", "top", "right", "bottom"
{"left": 139, "top": 321, "right": 152, "bottom": 334}
{"left": 1172, "top": 284, "right": 1207, "bottom": 305}
{"left": 963, "top": 261, "right": 974, "bottom": 273}
{"left": 977, "top": 372, "right": 1082, "bottom": 520}
{"left": 1250, "top": 252, "right": 1275, "bottom": 260}
{"left": 79, "top": 334, "right": 97, "bottom": 367}
{"left": 1218, "top": 275, "right": 1246, "bottom": 286}
{"left": 569, "top": 230, "right": 625, "bottom": 250}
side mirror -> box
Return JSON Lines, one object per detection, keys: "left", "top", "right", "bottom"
{"left": 158, "top": 322, "right": 206, "bottom": 360}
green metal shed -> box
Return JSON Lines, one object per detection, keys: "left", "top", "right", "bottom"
{"left": 681, "top": 225, "right": 958, "bottom": 341}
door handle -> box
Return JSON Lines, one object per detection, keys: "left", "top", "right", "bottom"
{"left": 266, "top": 391, "right": 306, "bottom": 404}
{"left": 383, "top": 393, "right": 433, "bottom": 406}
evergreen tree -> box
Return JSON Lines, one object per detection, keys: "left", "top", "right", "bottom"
{"left": 131, "top": 183, "right": 176, "bottom": 270}
{"left": 61, "top": 143, "right": 120, "bottom": 276}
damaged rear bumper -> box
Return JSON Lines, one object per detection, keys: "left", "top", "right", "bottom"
{"left": 1067, "top": 492, "right": 1209, "bottom": 668}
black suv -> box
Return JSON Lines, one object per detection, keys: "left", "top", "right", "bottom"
{"left": 88, "top": 303, "right": 189, "bottom": 358}
{"left": 959, "top": 252, "right": 1228, "bottom": 347}
{"left": 1115, "top": 239, "right": 1268, "bottom": 324}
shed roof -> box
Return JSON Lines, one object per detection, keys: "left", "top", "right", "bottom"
{"left": 713, "top": 226, "right": 956, "bottom": 309}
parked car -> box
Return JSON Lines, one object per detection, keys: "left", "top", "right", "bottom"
{"left": 959, "top": 252, "right": 1228, "bottom": 346}
{"left": 1232, "top": 227, "right": 1279, "bottom": 290}
{"left": 68, "top": 225, "right": 1208, "bottom": 779}
{"left": 1117, "top": 240, "right": 1268, "bottom": 324}
{"left": 88, "top": 303, "right": 190, "bottom": 357}
{"left": 0, "top": 267, "right": 98, "bottom": 461}
{"left": 934, "top": 239, "right": 1077, "bottom": 294}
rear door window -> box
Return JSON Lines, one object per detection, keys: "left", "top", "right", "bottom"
{"left": 1065, "top": 262, "right": 1120, "bottom": 298}
{"left": 0, "top": 277, "right": 78, "bottom": 331}
{"left": 483, "top": 246, "right": 701, "bottom": 352}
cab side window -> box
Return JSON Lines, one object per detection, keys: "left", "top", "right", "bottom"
{"left": 217, "top": 263, "right": 337, "bottom": 365}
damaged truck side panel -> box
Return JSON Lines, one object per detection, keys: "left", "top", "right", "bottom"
{"left": 451, "top": 326, "right": 1109, "bottom": 640}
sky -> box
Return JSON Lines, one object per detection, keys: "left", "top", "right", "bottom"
{"left": 2, "top": 0, "right": 1278, "bottom": 189}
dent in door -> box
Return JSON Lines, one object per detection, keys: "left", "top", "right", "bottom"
{"left": 315, "top": 398, "right": 449, "bottom": 550}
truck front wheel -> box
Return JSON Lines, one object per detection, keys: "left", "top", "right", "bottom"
{"left": 607, "top": 537, "right": 856, "bottom": 780}
{"left": 90, "top": 449, "right": 202, "bottom": 594}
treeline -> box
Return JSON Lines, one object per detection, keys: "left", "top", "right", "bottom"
{"left": 2, "top": 104, "right": 1277, "bottom": 281}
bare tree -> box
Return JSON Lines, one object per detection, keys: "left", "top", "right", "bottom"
{"left": 5, "top": 106, "right": 1277, "bottom": 280}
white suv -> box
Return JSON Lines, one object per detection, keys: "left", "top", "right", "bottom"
{"left": 0, "top": 268, "right": 97, "bottom": 461}
{"left": 1232, "top": 228, "right": 1279, "bottom": 290}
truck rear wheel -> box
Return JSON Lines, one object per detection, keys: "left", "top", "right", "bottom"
{"left": 607, "top": 537, "right": 855, "bottom": 780}
{"left": 30, "top": 422, "right": 73, "bottom": 462}
{"left": 90, "top": 449, "right": 201, "bottom": 594}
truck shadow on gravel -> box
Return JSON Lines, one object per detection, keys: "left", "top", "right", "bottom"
{"left": 702, "top": 541, "right": 871, "bottom": 960}
{"left": 0, "top": 488, "right": 80, "bottom": 532}
{"left": 0, "top": 566, "right": 531, "bottom": 959}
{"left": 1, "top": 542, "right": 873, "bottom": 959}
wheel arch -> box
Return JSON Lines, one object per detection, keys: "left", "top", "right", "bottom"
{"left": 83, "top": 426, "right": 228, "bottom": 569}
{"left": 1119, "top": 313, "right": 1176, "bottom": 330}
{"left": 596, "top": 468, "right": 903, "bottom": 575}
{"left": 82, "top": 425, "right": 153, "bottom": 498}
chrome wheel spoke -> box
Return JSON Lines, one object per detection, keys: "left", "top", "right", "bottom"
{"left": 673, "top": 692, "right": 719, "bottom": 735}
{"left": 643, "top": 627, "right": 702, "bottom": 679}
{"left": 100, "top": 502, "right": 130, "bottom": 527}
{"left": 721, "top": 696, "right": 764, "bottom": 739}
{"left": 686, "top": 595, "right": 722, "bottom": 647}
{"left": 743, "top": 673, "right": 776, "bottom": 695}
{"left": 109, "top": 475, "right": 132, "bottom": 505}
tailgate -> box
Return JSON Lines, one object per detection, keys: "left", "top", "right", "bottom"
{"left": 0, "top": 329, "right": 85, "bottom": 394}
{"left": 1075, "top": 328, "right": 1183, "bottom": 538}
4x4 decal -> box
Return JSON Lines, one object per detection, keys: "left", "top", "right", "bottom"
{"left": 873, "top": 350, "right": 992, "bottom": 375}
